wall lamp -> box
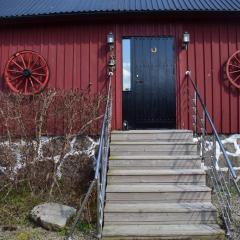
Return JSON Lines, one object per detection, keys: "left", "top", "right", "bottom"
{"left": 108, "top": 56, "right": 116, "bottom": 73}
{"left": 107, "top": 32, "right": 116, "bottom": 74}
{"left": 107, "top": 32, "right": 114, "bottom": 51}
{"left": 182, "top": 32, "right": 190, "bottom": 50}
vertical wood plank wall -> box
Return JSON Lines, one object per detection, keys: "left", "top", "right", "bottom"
{"left": 0, "top": 19, "right": 239, "bottom": 133}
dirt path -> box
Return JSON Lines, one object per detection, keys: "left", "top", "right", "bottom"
{"left": 0, "top": 226, "right": 96, "bottom": 240}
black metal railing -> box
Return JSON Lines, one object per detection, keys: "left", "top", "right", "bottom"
{"left": 65, "top": 74, "right": 112, "bottom": 240}
{"left": 186, "top": 70, "right": 240, "bottom": 240}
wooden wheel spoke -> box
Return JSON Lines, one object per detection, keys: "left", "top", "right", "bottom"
{"left": 32, "top": 72, "right": 46, "bottom": 77}
{"left": 31, "top": 75, "right": 43, "bottom": 86}
{"left": 31, "top": 65, "right": 46, "bottom": 72}
{"left": 234, "top": 55, "right": 240, "bottom": 64}
{"left": 24, "top": 78, "right": 28, "bottom": 93}
{"left": 10, "top": 75, "right": 23, "bottom": 82}
{"left": 19, "top": 54, "right": 27, "bottom": 69}
{"left": 233, "top": 74, "right": 240, "bottom": 82}
{"left": 29, "top": 78, "right": 36, "bottom": 91}
{"left": 12, "top": 60, "right": 24, "bottom": 70}
{"left": 229, "top": 69, "right": 240, "bottom": 74}
{"left": 29, "top": 59, "right": 37, "bottom": 69}
{"left": 8, "top": 69, "right": 23, "bottom": 74}
{"left": 229, "top": 63, "right": 240, "bottom": 69}
{"left": 15, "top": 79, "right": 24, "bottom": 89}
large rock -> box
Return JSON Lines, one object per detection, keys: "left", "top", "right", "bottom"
{"left": 30, "top": 203, "right": 76, "bottom": 231}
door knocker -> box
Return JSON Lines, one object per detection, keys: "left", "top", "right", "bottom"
{"left": 151, "top": 47, "right": 158, "bottom": 53}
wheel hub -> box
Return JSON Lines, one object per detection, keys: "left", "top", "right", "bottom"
{"left": 23, "top": 69, "right": 31, "bottom": 77}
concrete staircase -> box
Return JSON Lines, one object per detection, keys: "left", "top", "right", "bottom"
{"left": 102, "top": 130, "right": 225, "bottom": 240}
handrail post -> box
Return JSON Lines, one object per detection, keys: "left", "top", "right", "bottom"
{"left": 201, "top": 111, "right": 205, "bottom": 162}
{"left": 212, "top": 135, "right": 216, "bottom": 163}
{"left": 96, "top": 175, "right": 101, "bottom": 239}
{"left": 193, "top": 90, "right": 197, "bottom": 136}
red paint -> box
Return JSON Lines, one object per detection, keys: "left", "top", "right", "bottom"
{"left": 0, "top": 18, "right": 239, "bottom": 133}
{"left": 203, "top": 25, "right": 213, "bottom": 133}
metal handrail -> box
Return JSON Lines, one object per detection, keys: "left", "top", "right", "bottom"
{"left": 65, "top": 74, "right": 112, "bottom": 240}
{"left": 95, "top": 73, "right": 112, "bottom": 238}
{"left": 186, "top": 70, "right": 238, "bottom": 181}
{"left": 186, "top": 70, "right": 240, "bottom": 240}
{"left": 95, "top": 74, "right": 112, "bottom": 179}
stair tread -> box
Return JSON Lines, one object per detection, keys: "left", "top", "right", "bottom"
{"left": 112, "top": 130, "right": 193, "bottom": 134}
{"left": 106, "top": 184, "right": 210, "bottom": 193}
{"left": 105, "top": 202, "right": 216, "bottom": 212}
{"left": 108, "top": 169, "right": 205, "bottom": 175}
{"left": 103, "top": 224, "right": 224, "bottom": 237}
{"left": 105, "top": 130, "right": 223, "bottom": 239}
{"left": 109, "top": 155, "right": 200, "bottom": 160}
{"left": 111, "top": 141, "right": 195, "bottom": 145}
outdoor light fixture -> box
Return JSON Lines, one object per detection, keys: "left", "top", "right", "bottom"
{"left": 108, "top": 56, "right": 116, "bottom": 73}
{"left": 107, "top": 32, "right": 114, "bottom": 51}
{"left": 107, "top": 32, "right": 116, "bottom": 75}
{"left": 182, "top": 32, "right": 190, "bottom": 50}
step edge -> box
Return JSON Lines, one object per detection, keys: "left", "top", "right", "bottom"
{"left": 102, "top": 224, "right": 225, "bottom": 237}
{"left": 107, "top": 170, "right": 206, "bottom": 175}
{"left": 111, "top": 142, "right": 196, "bottom": 145}
{"left": 109, "top": 155, "right": 201, "bottom": 160}
{"left": 106, "top": 186, "right": 211, "bottom": 193}
{"left": 111, "top": 130, "right": 193, "bottom": 133}
{"left": 104, "top": 205, "right": 217, "bottom": 213}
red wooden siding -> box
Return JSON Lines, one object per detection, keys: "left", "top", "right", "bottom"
{"left": 0, "top": 19, "right": 239, "bottom": 133}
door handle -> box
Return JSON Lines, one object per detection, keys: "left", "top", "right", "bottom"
{"left": 136, "top": 74, "right": 143, "bottom": 83}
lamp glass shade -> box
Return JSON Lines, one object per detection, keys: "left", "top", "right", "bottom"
{"left": 107, "top": 32, "right": 114, "bottom": 44}
{"left": 183, "top": 32, "right": 190, "bottom": 43}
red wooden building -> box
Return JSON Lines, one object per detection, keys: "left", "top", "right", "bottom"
{"left": 0, "top": 0, "right": 240, "bottom": 133}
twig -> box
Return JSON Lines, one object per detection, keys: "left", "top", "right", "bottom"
{"left": 79, "top": 114, "right": 104, "bottom": 134}
{"left": 65, "top": 179, "right": 97, "bottom": 240}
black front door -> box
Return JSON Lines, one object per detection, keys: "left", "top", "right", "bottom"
{"left": 123, "top": 37, "right": 176, "bottom": 129}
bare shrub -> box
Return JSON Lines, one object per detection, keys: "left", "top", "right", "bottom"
{"left": 61, "top": 154, "right": 94, "bottom": 203}
{"left": 0, "top": 89, "right": 105, "bottom": 224}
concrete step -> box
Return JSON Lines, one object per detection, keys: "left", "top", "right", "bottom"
{"left": 104, "top": 202, "right": 217, "bottom": 225}
{"left": 107, "top": 169, "right": 206, "bottom": 185}
{"left": 111, "top": 130, "right": 193, "bottom": 142}
{"left": 102, "top": 224, "right": 225, "bottom": 240}
{"left": 106, "top": 185, "right": 211, "bottom": 203}
{"left": 109, "top": 155, "right": 202, "bottom": 169}
{"left": 110, "top": 142, "right": 198, "bottom": 156}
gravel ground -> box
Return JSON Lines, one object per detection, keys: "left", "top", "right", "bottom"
{"left": 0, "top": 226, "right": 97, "bottom": 240}
{"left": 212, "top": 191, "right": 240, "bottom": 240}
{"left": 232, "top": 195, "right": 240, "bottom": 240}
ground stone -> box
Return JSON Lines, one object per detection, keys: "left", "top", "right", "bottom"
{"left": 30, "top": 202, "right": 76, "bottom": 231}
{"left": 42, "top": 137, "right": 71, "bottom": 158}
{"left": 218, "top": 154, "right": 240, "bottom": 168}
{"left": 223, "top": 142, "right": 236, "bottom": 153}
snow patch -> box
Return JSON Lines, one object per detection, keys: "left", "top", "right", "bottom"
{"left": 199, "top": 134, "right": 240, "bottom": 170}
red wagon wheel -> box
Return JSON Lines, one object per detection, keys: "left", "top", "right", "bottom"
{"left": 4, "top": 50, "right": 49, "bottom": 95}
{"left": 226, "top": 50, "right": 240, "bottom": 89}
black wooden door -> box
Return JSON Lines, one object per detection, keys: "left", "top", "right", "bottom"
{"left": 123, "top": 37, "right": 176, "bottom": 129}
